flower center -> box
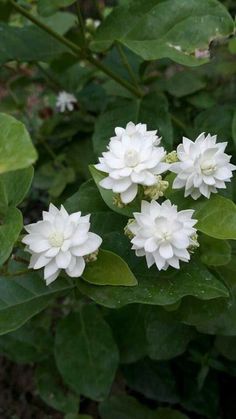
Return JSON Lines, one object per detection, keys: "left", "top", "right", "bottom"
{"left": 48, "top": 231, "right": 64, "bottom": 247}
{"left": 161, "top": 231, "right": 172, "bottom": 242}
{"left": 124, "top": 149, "right": 139, "bottom": 167}
{"left": 200, "top": 159, "right": 216, "bottom": 175}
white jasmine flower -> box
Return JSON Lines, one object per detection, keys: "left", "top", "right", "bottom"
{"left": 22, "top": 204, "right": 102, "bottom": 285}
{"left": 95, "top": 122, "right": 169, "bottom": 204}
{"left": 129, "top": 200, "right": 197, "bottom": 271}
{"left": 56, "top": 91, "right": 77, "bottom": 113}
{"left": 170, "top": 133, "right": 236, "bottom": 199}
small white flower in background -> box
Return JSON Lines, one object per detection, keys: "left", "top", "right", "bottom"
{"left": 22, "top": 204, "right": 102, "bottom": 285}
{"left": 95, "top": 121, "right": 169, "bottom": 204}
{"left": 85, "top": 18, "right": 101, "bottom": 31}
{"left": 56, "top": 91, "right": 77, "bottom": 113}
{"left": 170, "top": 133, "right": 236, "bottom": 199}
{"left": 128, "top": 200, "right": 197, "bottom": 271}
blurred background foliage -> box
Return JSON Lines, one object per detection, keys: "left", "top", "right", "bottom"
{"left": 0, "top": 0, "right": 236, "bottom": 418}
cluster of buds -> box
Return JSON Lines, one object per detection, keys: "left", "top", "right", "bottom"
{"left": 143, "top": 175, "right": 169, "bottom": 201}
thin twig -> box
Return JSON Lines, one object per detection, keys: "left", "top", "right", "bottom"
{"left": 9, "top": 0, "right": 143, "bottom": 98}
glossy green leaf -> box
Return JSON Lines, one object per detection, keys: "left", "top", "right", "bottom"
{"left": 0, "top": 113, "right": 37, "bottom": 173}
{"left": 0, "top": 207, "right": 22, "bottom": 265}
{"left": 77, "top": 260, "right": 229, "bottom": 309}
{"left": 0, "top": 273, "right": 73, "bottom": 335}
{"left": 0, "top": 321, "right": 53, "bottom": 363}
{"left": 0, "top": 167, "right": 33, "bottom": 212}
{"left": 177, "top": 263, "right": 236, "bottom": 335}
{"left": 0, "top": 23, "right": 69, "bottom": 64}
{"left": 92, "top": 94, "right": 173, "bottom": 155}
{"left": 55, "top": 306, "right": 119, "bottom": 401}
{"left": 194, "top": 195, "right": 236, "bottom": 240}
{"left": 145, "top": 308, "right": 196, "bottom": 360}
{"left": 36, "top": 358, "right": 80, "bottom": 414}
{"left": 199, "top": 235, "right": 231, "bottom": 266}
{"left": 64, "top": 179, "right": 108, "bottom": 214}
{"left": 89, "top": 165, "right": 140, "bottom": 217}
{"left": 92, "top": 0, "right": 234, "bottom": 66}
{"left": 83, "top": 250, "right": 137, "bottom": 286}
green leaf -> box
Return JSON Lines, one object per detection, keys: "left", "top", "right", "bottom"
{"left": 122, "top": 358, "right": 179, "bottom": 403}
{"left": 92, "top": 0, "right": 234, "bottom": 66}
{"left": 0, "top": 274, "right": 73, "bottom": 335}
{"left": 156, "top": 408, "right": 189, "bottom": 419}
{"left": 0, "top": 207, "right": 22, "bottom": 265}
{"left": 64, "top": 179, "right": 108, "bottom": 214}
{"left": 145, "top": 308, "right": 196, "bottom": 360}
{"left": 177, "top": 263, "right": 236, "bottom": 335}
{"left": 107, "top": 305, "right": 148, "bottom": 363}
{"left": 38, "top": 0, "right": 77, "bottom": 16}
{"left": 55, "top": 306, "right": 119, "bottom": 401}
{"left": 36, "top": 358, "right": 80, "bottom": 414}
{"left": 99, "top": 394, "right": 156, "bottom": 419}
{"left": 0, "top": 113, "right": 37, "bottom": 173}
{"left": 194, "top": 105, "right": 234, "bottom": 140}
{"left": 99, "top": 395, "right": 189, "bottom": 419}
{"left": 39, "top": 11, "right": 77, "bottom": 35}
{"left": 89, "top": 165, "right": 140, "bottom": 217}
{"left": 165, "top": 71, "right": 206, "bottom": 98}
{"left": 92, "top": 94, "right": 173, "bottom": 155}
{"left": 199, "top": 235, "right": 231, "bottom": 266}
{"left": 194, "top": 195, "right": 236, "bottom": 240}
{"left": 77, "top": 259, "right": 229, "bottom": 309}
{"left": 0, "top": 23, "right": 69, "bottom": 64}
{"left": 83, "top": 250, "right": 137, "bottom": 286}
{"left": 0, "top": 321, "right": 53, "bottom": 363}
{"left": 0, "top": 167, "right": 33, "bottom": 211}
{"left": 232, "top": 110, "right": 236, "bottom": 145}
{"left": 215, "top": 335, "right": 236, "bottom": 360}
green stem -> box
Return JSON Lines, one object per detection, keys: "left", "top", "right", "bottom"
{"left": 4, "top": 269, "right": 30, "bottom": 277}
{"left": 10, "top": 0, "right": 143, "bottom": 99}
{"left": 88, "top": 54, "right": 143, "bottom": 97}
{"left": 75, "top": 1, "right": 87, "bottom": 48}
{"left": 116, "top": 42, "right": 139, "bottom": 88}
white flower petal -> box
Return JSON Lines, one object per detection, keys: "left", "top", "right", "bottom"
{"left": 129, "top": 199, "right": 197, "bottom": 271}
{"left": 72, "top": 232, "right": 102, "bottom": 257}
{"left": 170, "top": 133, "right": 234, "bottom": 199}
{"left": 120, "top": 184, "right": 138, "bottom": 204}
{"left": 159, "top": 243, "right": 174, "bottom": 259}
{"left": 66, "top": 257, "right": 85, "bottom": 278}
{"left": 56, "top": 250, "right": 72, "bottom": 269}
{"left": 23, "top": 204, "right": 102, "bottom": 284}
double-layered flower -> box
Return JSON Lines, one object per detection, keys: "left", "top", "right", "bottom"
{"left": 129, "top": 200, "right": 197, "bottom": 271}
{"left": 96, "top": 122, "right": 169, "bottom": 204}
{"left": 22, "top": 204, "right": 102, "bottom": 285}
{"left": 170, "top": 133, "right": 235, "bottom": 199}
